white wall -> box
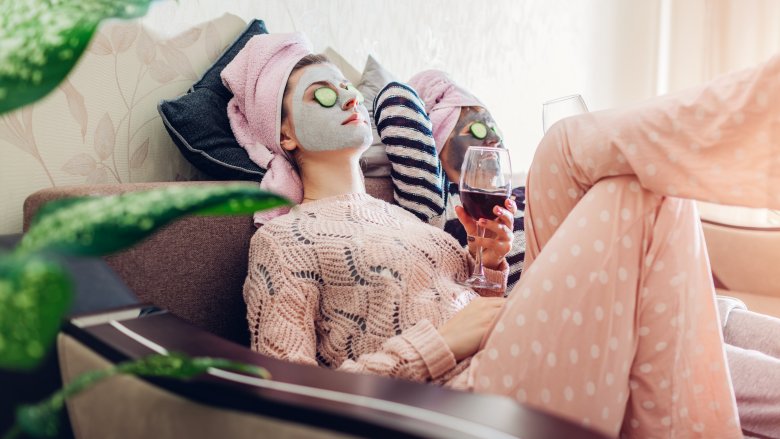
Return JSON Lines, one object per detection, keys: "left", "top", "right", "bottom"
{"left": 142, "top": 0, "right": 665, "bottom": 172}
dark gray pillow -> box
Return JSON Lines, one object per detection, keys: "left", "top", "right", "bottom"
{"left": 158, "top": 19, "right": 268, "bottom": 181}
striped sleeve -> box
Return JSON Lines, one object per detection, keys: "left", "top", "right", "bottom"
{"left": 374, "top": 82, "right": 445, "bottom": 223}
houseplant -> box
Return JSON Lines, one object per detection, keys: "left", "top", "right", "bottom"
{"left": 1, "top": 2, "right": 283, "bottom": 437}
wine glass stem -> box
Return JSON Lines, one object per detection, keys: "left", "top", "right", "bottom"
{"left": 475, "top": 223, "right": 486, "bottom": 279}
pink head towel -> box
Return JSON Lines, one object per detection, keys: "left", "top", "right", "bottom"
{"left": 408, "top": 70, "right": 484, "bottom": 154}
{"left": 221, "top": 33, "right": 313, "bottom": 225}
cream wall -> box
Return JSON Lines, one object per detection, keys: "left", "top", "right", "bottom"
{"left": 2, "top": 0, "right": 779, "bottom": 234}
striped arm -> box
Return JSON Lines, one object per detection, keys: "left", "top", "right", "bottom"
{"left": 374, "top": 82, "right": 445, "bottom": 223}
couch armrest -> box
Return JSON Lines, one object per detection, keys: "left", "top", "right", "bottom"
{"left": 24, "top": 181, "right": 258, "bottom": 345}
{"left": 63, "top": 307, "right": 608, "bottom": 439}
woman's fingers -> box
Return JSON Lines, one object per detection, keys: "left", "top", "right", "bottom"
{"left": 455, "top": 205, "right": 478, "bottom": 236}
{"left": 479, "top": 218, "right": 513, "bottom": 242}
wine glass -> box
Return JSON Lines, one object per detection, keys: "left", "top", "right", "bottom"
{"left": 459, "top": 146, "right": 513, "bottom": 291}
{"left": 542, "top": 94, "right": 588, "bottom": 134}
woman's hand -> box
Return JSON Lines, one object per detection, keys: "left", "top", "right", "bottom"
{"left": 455, "top": 198, "right": 516, "bottom": 270}
{"left": 438, "top": 297, "right": 506, "bottom": 361}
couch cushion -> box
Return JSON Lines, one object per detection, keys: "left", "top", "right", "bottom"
{"left": 357, "top": 55, "right": 397, "bottom": 178}
{"left": 158, "top": 20, "right": 268, "bottom": 181}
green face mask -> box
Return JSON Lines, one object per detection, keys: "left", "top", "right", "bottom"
{"left": 313, "top": 84, "right": 364, "bottom": 107}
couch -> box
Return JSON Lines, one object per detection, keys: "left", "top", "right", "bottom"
{"left": 22, "top": 180, "right": 606, "bottom": 439}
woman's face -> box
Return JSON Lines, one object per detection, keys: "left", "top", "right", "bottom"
{"left": 281, "top": 63, "right": 372, "bottom": 154}
{"left": 440, "top": 106, "right": 504, "bottom": 184}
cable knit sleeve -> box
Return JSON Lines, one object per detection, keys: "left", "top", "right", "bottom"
{"left": 244, "top": 230, "right": 320, "bottom": 366}
{"left": 374, "top": 81, "right": 446, "bottom": 226}
{"left": 245, "top": 227, "right": 456, "bottom": 381}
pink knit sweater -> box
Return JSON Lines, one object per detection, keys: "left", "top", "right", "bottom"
{"left": 244, "top": 192, "right": 508, "bottom": 388}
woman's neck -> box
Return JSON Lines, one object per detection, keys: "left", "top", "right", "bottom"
{"left": 298, "top": 150, "right": 365, "bottom": 201}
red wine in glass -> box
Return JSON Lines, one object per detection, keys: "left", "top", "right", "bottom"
{"left": 459, "top": 189, "right": 507, "bottom": 220}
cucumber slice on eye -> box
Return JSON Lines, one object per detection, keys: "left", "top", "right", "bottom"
{"left": 346, "top": 84, "right": 365, "bottom": 104}
{"left": 470, "top": 122, "right": 488, "bottom": 139}
{"left": 314, "top": 87, "right": 338, "bottom": 107}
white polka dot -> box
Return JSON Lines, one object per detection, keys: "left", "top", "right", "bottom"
{"left": 639, "top": 363, "right": 653, "bottom": 373}
{"left": 655, "top": 341, "right": 668, "bottom": 352}
{"left": 638, "top": 326, "right": 650, "bottom": 336}
{"left": 510, "top": 344, "right": 520, "bottom": 357}
{"left": 537, "top": 309, "right": 549, "bottom": 322}
{"left": 515, "top": 314, "right": 526, "bottom": 327}
{"left": 693, "top": 384, "right": 704, "bottom": 394}
{"left": 661, "top": 416, "right": 671, "bottom": 426}
{"left": 542, "top": 279, "right": 553, "bottom": 292}
{"left": 541, "top": 388, "right": 551, "bottom": 404}
{"left": 565, "top": 275, "right": 576, "bottom": 289}
{"left": 667, "top": 184, "right": 678, "bottom": 195}
{"left": 679, "top": 407, "right": 689, "bottom": 417}
{"left": 590, "top": 344, "right": 600, "bottom": 358}
{"left": 629, "top": 181, "right": 641, "bottom": 192}
{"left": 548, "top": 252, "right": 559, "bottom": 263}
{"left": 645, "top": 164, "right": 657, "bottom": 176}
{"left": 586, "top": 381, "right": 596, "bottom": 396}
{"left": 630, "top": 419, "right": 640, "bottom": 429}
{"left": 607, "top": 182, "right": 617, "bottom": 193}
{"left": 479, "top": 376, "right": 491, "bottom": 388}
{"left": 562, "top": 308, "right": 571, "bottom": 321}
{"left": 659, "top": 379, "right": 670, "bottom": 389}
{"left": 654, "top": 303, "right": 667, "bottom": 314}
{"left": 598, "top": 270, "right": 609, "bottom": 284}
{"left": 594, "top": 306, "right": 604, "bottom": 321}
{"left": 626, "top": 143, "right": 637, "bottom": 155}
{"left": 572, "top": 312, "right": 583, "bottom": 326}
{"left": 709, "top": 401, "right": 720, "bottom": 411}
{"left": 599, "top": 210, "right": 610, "bottom": 222}
{"left": 620, "top": 208, "right": 631, "bottom": 221}
{"left": 621, "top": 235, "right": 633, "bottom": 249}
{"left": 606, "top": 373, "right": 614, "bottom": 386}
{"left": 618, "top": 267, "right": 628, "bottom": 282}
{"left": 593, "top": 240, "right": 604, "bottom": 253}
{"left": 642, "top": 400, "right": 656, "bottom": 410}
{"left": 614, "top": 302, "right": 624, "bottom": 316}
{"left": 521, "top": 287, "right": 531, "bottom": 298}
{"left": 487, "top": 349, "right": 499, "bottom": 361}
{"left": 570, "top": 244, "right": 581, "bottom": 256}
{"left": 549, "top": 164, "right": 559, "bottom": 174}
{"left": 547, "top": 188, "right": 557, "bottom": 200}
{"left": 692, "top": 423, "right": 704, "bottom": 432}
{"left": 582, "top": 418, "right": 591, "bottom": 427}
{"left": 649, "top": 131, "right": 660, "bottom": 142}
{"left": 653, "top": 260, "right": 665, "bottom": 272}
{"left": 629, "top": 380, "right": 639, "bottom": 390}
{"left": 577, "top": 217, "right": 588, "bottom": 228}
{"left": 516, "top": 388, "right": 527, "bottom": 402}
{"left": 564, "top": 386, "right": 574, "bottom": 401}
{"left": 616, "top": 153, "right": 626, "bottom": 163}
{"left": 548, "top": 215, "right": 559, "bottom": 226}
{"left": 531, "top": 341, "right": 542, "bottom": 355}
{"left": 601, "top": 407, "right": 610, "bottom": 420}
{"left": 609, "top": 337, "right": 619, "bottom": 351}
{"left": 569, "top": 349, "right": 579, "bottom": 364}
{"left": 503, "top": 374, "right": 514, "bottom": 388}
{"left": 670, "top": 272, "right": 688, "bottom": 287}
{"left": 567, "top": 188, "right": 578, "bottom": 199}
{"left": 546, "top": 352, "right": 557, "bottom": 367}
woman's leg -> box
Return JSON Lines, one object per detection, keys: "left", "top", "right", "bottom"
{"left": 724, "top": 308, "right": 780, "bottom": 359}
{"left": 473, "top": 52, "right": 780, "bottom": 436}
{"left": 472, "top": 176, "right": 740, "bottom": 437}
{"left": 725, "top": 344, "right": 780, "bottom": 438}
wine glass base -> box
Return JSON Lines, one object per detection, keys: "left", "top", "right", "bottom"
{"left": 459, "top": 276, "right": 503, "bottom": 292}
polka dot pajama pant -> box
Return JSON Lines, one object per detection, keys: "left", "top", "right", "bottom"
{"left": 472, "top": 52, "right": 780, "bottom": 437}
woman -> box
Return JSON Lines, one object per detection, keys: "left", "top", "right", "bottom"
{"left": 221, "top": 32, "right": 780, "bottom": 437}
{"left": 393, "top": 70, "right": 780, "bottom": 437}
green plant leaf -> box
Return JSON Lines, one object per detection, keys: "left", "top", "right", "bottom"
{"left": 18, "top": 184, "right": 290, "bottom": 257}
{"left": 0, "top": 0, "right": 156, "bottom": 115}
{"left": 13, "top": 353, "right": 270, "bottom": 438}
{"left": 0, "top": 253, "right": 72, "bottom": 370}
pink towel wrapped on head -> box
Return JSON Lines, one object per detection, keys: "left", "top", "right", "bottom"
{"left": 221, "top": 32, "right": 313, "bottom": 225}
{"left": 408, "top": 70, "right": 484, "bottom": 153}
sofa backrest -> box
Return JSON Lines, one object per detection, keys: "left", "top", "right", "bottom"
{"left": 24, "top": 178, "right": 395, "bottom": 346}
